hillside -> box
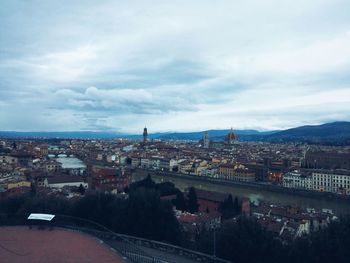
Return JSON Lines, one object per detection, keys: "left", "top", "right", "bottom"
{"left": 0, "top": 131, "right": 123, "bottom": 139}
{"left": 150, "top": 129, "right": 277, "bottom": 141}
{"left": 0, "top": 129, "right": 275, "bottom": 140}
{"left": 1, "top": 122, "right": 350, "bottom": 145}
{"left": 264, "top": 122, "right": 350, "bottom": 145}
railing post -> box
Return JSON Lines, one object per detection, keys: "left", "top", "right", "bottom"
{"left": 213, "top": 227, "right": 216, "bottom": 258}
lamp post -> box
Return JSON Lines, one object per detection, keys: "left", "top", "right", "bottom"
{"left": 213, "top": 226, "right": 216, "bottom": 258}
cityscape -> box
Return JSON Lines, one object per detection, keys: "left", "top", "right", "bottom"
{"left": 1, "top": 123, "right": 350, "bottom": 262}
{"left": 1, "top": 0, "right": 350, "bottom": 263}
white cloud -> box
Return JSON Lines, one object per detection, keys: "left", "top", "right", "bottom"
{"left": 1, "top": 0, "right": 350, "bottom": 131}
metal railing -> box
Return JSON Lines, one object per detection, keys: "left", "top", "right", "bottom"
{"left": 0, "top": 213, "right": 231, "bottom": 263}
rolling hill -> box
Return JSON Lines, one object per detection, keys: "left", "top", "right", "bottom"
{"left": 1, "top": 121, "right": 350, "bottom": 145}
{"left": 263, "top": 122, "right": 350, "bottom": 145}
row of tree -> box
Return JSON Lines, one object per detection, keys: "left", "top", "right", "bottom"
{"left": 128, "top": 174, "right": 200, "bottom": 213}
{"left": 196, "top": 215, "right": 350, "bottom": 263}
{"left": 0, "top": 174, "right": 241, "bottom": 245}
{"left": 0, "top": 188, "right": 182, "bottom": 245}
{"left": 219, "top": 194, "right": 241, "bottom": 219}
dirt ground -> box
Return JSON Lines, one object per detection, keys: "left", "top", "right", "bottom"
{"left": 0, "top": 226, "right": 126, "bottom": 263}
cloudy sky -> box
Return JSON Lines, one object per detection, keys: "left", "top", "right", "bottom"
{"left": 1, "top": 0, "right": 350, "bottom": 133}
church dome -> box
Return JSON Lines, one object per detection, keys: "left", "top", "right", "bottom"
{"left": 225, "top": 128, "right": 238, "bottom": 142}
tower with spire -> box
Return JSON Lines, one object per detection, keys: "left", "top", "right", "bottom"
{"left": 203, "top": 131, "right": 210, "bottom": 148}
{"left": 143, "top": 127, "right": 148, "bottom": 142}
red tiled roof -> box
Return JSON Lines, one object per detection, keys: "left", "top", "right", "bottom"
{"left": 47, "top": 176, "right": 84, "bottom": 184}
{"left": 194, "top": 189, "right": 230, "bottom": 203}
{"left": 178, "top": 213, "right": 197, "bottom": 223}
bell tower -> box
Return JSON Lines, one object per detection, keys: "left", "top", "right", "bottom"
{"left": 143, "top": 127, "right": 148, "bottom": 142}
{"left": 203, "top": 131, "right": 210, "bottom": 148}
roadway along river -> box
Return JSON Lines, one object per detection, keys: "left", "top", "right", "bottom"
{"left": 132, "top": 171, "right": 350, "bottom": 216}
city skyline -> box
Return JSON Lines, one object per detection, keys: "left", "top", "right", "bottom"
{"left": 1, "top": 0, "right": 350, "bottom": 133}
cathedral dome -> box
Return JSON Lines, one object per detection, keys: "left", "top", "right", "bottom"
{"left": 225, "top": 128, "right": 238, "bottom": 143}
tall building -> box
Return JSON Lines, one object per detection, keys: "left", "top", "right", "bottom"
{"left": 202, "top": 131, "right": 210, "bottom": 149}
{"left": 143, "top": 127, "right": 148, "bottom": 142}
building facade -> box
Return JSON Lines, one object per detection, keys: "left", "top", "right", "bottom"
{"left": 219, "top": 164, "right": 256, "bottom": 182}
{"left": 282, "top": 171, "right": 312, "bottom": 190}
{"left": 312, "top": 170, "right": 350, "bottom": 195}
{"left": 282, "top": 169, "right": 350, "bottom": 195}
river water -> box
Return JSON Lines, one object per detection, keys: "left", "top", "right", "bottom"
{"left": 48, "top": 154, "right": 86, "bottom": 170}
{"left": 133, "top": 172, "right": 350, "bottom": 215}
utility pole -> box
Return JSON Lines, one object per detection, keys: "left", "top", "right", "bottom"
{"left": 213, "top": 226, "right": 216, "bottom": 258}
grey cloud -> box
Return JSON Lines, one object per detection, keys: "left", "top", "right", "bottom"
{"left": 1, "top": 0, "right": 350, "bottom": 131}
{"left": 54, "top": 86, "right": 197, "bottom": 114}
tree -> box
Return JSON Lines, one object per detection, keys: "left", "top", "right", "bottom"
{"left": 30, "top": 183, "right": 37, "bottom": 196}
{"left": 120, "top": 188, "right": 182, "bottom": 244}
{"left": 157, "top": 182, "right": 178, "bottom": 196}
{"left": 174, "top": 191, "right": 187, "bottom": 211}
{"left": 233, "top": 196, "right": 241, "bottom": 215}
{"left": 287, "top": 216, "right": 350, "bottom": 263}
{"left": 78, "top": 184, "right": 85, "bottom": 195}
{"left": 219, "top": 194, "right": 240, "bottom": 220}
{"left": 187, "top": 187, "right": 199, "bottom": 213}
{"left": 197, "top": 216, "right": 284, "bottom": 263}
{"left": 144, "top": 174, "right": 154, "bottom": 186}
{"left": 129, "top": 173, "right": 156, "bottom": 192}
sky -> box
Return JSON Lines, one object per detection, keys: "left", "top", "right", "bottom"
{"left": 1, "top": 0, "right": 350, "bottom": 133}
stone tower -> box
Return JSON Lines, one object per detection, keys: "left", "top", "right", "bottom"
{"left": 143, "top": 127, "right": 148, "bottom": 142}
{"left": 203, "top": 131, "right": 210, "bottom": 149}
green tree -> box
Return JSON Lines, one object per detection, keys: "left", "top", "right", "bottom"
{"left": 121, "top": 188, "right": 182, "bottom": 244}
{"left": 129, "top": 173, "right": 156, "bottom": 192}
{"left": 219, "top": 194, "right": 241, "bottom": 219}
{"left": 287, "top": 216, "right": 350, "bottom": 263}
{"left": 197, "top": 216, "right": 284, "bottom": 263}
{"left": 157, "top": 182, "right": 178, "bottom": 196}
{"left": 187, "top": 187, "right": 199, "bottom": 213}
{"left": 233, "top": 196, "right": 241, "bottom": 215}
{"left": 174, "top": 191, "right": 187, "bottom": 211}
{"left": 78, "top": 184, "right": 85, "bottom": 195}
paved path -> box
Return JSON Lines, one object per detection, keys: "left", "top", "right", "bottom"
{"left": 0, "top": 226, "right": 126, "bottom": 263}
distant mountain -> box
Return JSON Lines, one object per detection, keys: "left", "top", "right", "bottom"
{"left": 0, "top": 131, "right": 123, "bottom": 139}
{"left": 1, "top": 121, "right": 349, "bottom": 145}
{"left": 263, "top": 122, "right": 350, "bottom": 145}
{"left": 139, "top": 122, "right": 350, "bottom": 144}
{"left": 0, "top": 129, "right": 277, "bottom": 141}
{"left": 148, "top": 129, "right": 278, "bottom": 141}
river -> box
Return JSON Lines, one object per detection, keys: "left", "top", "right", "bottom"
{"left": 132, "top": 172, "right": 350, "bottom": 215}
{"left": 48, "top": 154, "right": 86, "bottom": 173}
